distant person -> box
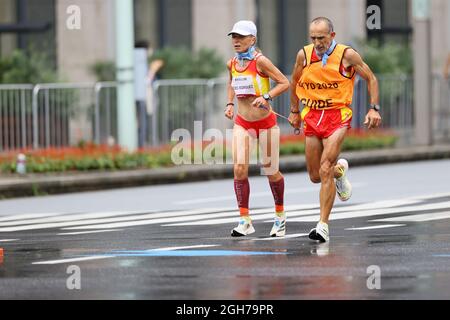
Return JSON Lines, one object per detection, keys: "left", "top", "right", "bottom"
{"left": 288, "top": 17, "right": 381, "bottom": 242}
{"left": 134, "top": 40, "right": 164, "bottom": 147}
{"left": 146, "top": 58, "right": 164, "bottom": 117}
{"left": 225, "top": 20, "right": 290, "bottom": 237}
{"left": 444, "top": 53, "right": 450, "bottom": 80}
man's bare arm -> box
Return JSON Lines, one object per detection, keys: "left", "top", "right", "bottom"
{"left": 344, "top": 48, "right": 379, "bottom": 105}
{"left": 290, "top": 49, "right": 305, "bottom": 111}
{"left": 344, "top": 48, "right": 381, "bottom": 129}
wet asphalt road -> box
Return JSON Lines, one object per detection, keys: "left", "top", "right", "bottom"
{"left": 1, "top": 159, "right": 450, "bottom": 300}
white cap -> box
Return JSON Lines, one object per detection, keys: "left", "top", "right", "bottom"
{"left": 228, "top": 20, "right": 257, "bottom": 37}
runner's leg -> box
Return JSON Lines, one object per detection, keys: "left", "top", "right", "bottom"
{"left": 231, "top": 125, "right": 255, "bottom": 236}
{"left": 319, "top": 127, "right": 348, "bottom": 223}
{"left": 259, "top": 126, "right": 286, "bottom": 236}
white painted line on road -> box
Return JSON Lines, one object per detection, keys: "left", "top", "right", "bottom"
{"left": 21, "top": 197, "right": 439, "bottom": 230}
{"left": 370, "top": 211, "right": 450, "bottom": 223}
{"left": 174, "top": 187, "right": 321, "bottom": 205}
{"left": 174, "top": 183, "right": 366, "bottom": 205}
{"left": 251, "top": 233, "right": 309, "bottom": 241}
{"left": 416, "top": 192, "right": 450, "bottom": 200}
{"left": 3, "top": 195, "right": 447, "bottom": 232}
{"left": 288, "top": 201, "right": 450, "bottom": 223}
{"left": 333, "top": 199, "right": 423, "bottom": 211}
{"left": 345, "top": 224, "right": 405, "bottom": 231}
{"left": 57, "top": 229, "right": 122, "bottom": 236}
{"left": 32, "top": 256, "right": 115, "bottom": 265}
{"left": 166, "top": 199, "right": 423, "bottom": 227}
{"left": 0, "top": 213, "right": 67, "bottom": 222}
{"left": 61, "top": 204, "right": 321, "bottom": 231}
{"left": 0, "top": 210, "right": 157, "bottom": 227}
{"left": 0, "top": 208, "right": 244, "bottom": 232}
{"left": 0, "top": 239, "right": 19, "bottom": 242}
{"left": 65, "top": 209, "right": 321, "bottom": 230}
{"left": 32, "top": 244, "right": 220, "bottom": 265}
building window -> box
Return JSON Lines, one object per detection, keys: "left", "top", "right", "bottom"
{"left": 157, "top": 0, "right": 192, "bottom": 49}
{"left": 256, "top": 0, "right": 308, "bottom": 73}
{"left": 367, "top": 0, "right": 411, "bottom": 45}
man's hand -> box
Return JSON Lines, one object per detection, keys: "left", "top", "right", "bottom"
{"left": 224, "top": 105, "right": 234, "bottom": 120}
{"left": 288, "top": 112, "right": 301, "bottom": 130}
{"left": 364, "top": 109, "right": 382, "bottom": 129}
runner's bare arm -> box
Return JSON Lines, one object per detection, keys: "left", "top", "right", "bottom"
{"left": 344, "top": 48, "right": 381, "bottom": 129}
{"left": 256, "top": 56, "right": 290, "bottom": 99}
{"left": 225, "top": 59, "right": 235, "bottom": 119}
{"left": 290, "top": 49, "right": 305, "bottom": 112}
{"left": 344, "top": 48, "right": 379, "bottom": 105}
{"left": 286, "top": 50, "right": 305, "bottom": 129}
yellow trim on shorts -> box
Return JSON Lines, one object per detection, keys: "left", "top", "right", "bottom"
{"left": 340, "top": 107, "right": 352, "bottom": 123}
{"left": 300, "top": 107, "right": 310, "bottom": 122}
{"left": 301, "top": 106, "right": 352, "bottom": 124}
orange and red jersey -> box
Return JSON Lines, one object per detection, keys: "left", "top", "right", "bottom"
{"left": 296, "top": 43, "right": 356, "bottom": 110}
{"left": 230, "top": 53, "right": 270, "bottom": 98}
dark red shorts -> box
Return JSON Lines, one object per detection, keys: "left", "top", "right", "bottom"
{"left": 235, "top": 112, "right": 277, "bottom": 138}
{"left": 301, "top": 107, "right": 352, "bottom": 139}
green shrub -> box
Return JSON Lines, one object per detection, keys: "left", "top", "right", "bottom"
{"left": 89, "top": 61, "right": 116, "bottom": 82}
{"left": 0, "top": 133, "right": 398, "bottom": 174}
{"left": 0, "top": 49, "right": 58, "bottom": 84}
{"left": 357, "top": 39, "right": 413, "bottom": 75}
{"left": 150, "top": 47, "right": 225, "bottom": 79}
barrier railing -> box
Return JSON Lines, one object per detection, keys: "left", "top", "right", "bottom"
{"left": 0, "top": 74, "right": 448, "bottom": 152}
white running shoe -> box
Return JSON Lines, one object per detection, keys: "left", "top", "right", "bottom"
{"left": 270, "top": 213, "right": 286, "bottom": 237}
{"left": 231, "top": 217, "right": 255, "bottom": 237}
{"left": 310, "top": 242, "right": 330, "bottom": 256}
{"left": 335, "top": 159, "right": 352, "bottom": 201}
{"left": 308, "top": 221, "right": 330, "bottom": 242}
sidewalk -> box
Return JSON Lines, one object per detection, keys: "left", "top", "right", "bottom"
{"left": 1, "top": 144, "right": 450, "bottom": 198}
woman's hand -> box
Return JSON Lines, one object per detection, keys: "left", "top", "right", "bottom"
{"left": 251, "top": 96, "right": 270, "bottom": 110}
{"left": 224, "top": 104, "right": 234, "bottom": 120}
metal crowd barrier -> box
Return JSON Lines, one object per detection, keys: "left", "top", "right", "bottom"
{"left": 0, "top": 74, "right": 448, "bottom": 152}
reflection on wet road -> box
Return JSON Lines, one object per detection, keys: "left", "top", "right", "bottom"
{"left": 1, "top": 191, "right": 450, "bottom": 299}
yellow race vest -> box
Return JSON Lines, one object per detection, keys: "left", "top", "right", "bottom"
{"left": 296, "top": 44, "right": 356, "bottom": 110}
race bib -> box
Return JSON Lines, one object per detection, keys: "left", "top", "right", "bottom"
{"left": 232, "top": 75, "right": 256, "bottom": 96}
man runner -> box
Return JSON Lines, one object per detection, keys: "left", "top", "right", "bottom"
{"left": 288, "top": 17, "right": 382, "bottom": 242}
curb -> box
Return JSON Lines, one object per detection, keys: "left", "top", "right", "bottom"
{"left": 0, "top": 145, "right": 449, "bottom": 198}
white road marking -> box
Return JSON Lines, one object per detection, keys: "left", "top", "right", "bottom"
{"left": 57, "top": 229, "right": 122, "bottom": 236}
{"left": 0, "top": 210, "right": 157, "bottom": 227}
{"left": 0, "top": 239, "right": 19, "bottom": 242}
{"left": 165, "top": 199, "right": 423, "bottom": 227}
{"left": 174, "top": 183, "right": 366, "bottom": 205}
{"left": 345, "top": 224, "right": 406, "bottom": 231}
{"left": 288, "top": 201, "right": 450, "bottom": 223}
{"left": 251, "top": 233, "right": 309, "bottom": 241}
{"left": 0, "top": 208, "right": 240, "bottom": 232}
{"left": 59, "top": 204, "right": 321, "bottom": 231}
{"left": 174, "top": 187, "right": 321, "bottom": 205}
{"left": 31, "top": 244, "right": 220, "bottom": 265}
{"left": 0, "top": 213, "right": 67, "bottom": 222}
{"left": 32, "top": 256, "right": 115, "bottom": 265}
{"left": 370, "top": 211, "right": 450, "bottom": 223}
{"left": 63, "top": 209, "right": 320, "bottom": 230}
{"left": 1, "top": 195, "right": 449, "bottom": 232}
